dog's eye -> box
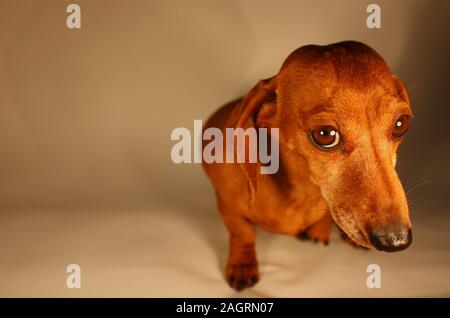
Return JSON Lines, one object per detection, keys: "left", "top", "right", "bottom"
{"left": 392, "top": 114, "right": 410, "bottom": 139}
{"left": 310, "top": 126, "right": 341, "bottom": 149}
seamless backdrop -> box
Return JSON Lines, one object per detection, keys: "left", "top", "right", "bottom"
{"left": 0, "top": 0, "right": 449, "bottom": 297}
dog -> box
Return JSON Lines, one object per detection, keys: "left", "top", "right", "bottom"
{"left": 202, "top": 41, "right": 413, "bottom": 291}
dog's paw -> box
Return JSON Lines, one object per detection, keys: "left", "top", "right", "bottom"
{"left": 296, "top": 213, "right": 332, "bottom": 246}
{"left": 296, "top": 226, "right": 330, "bottom": 246}
{"left": 226, "top": 263, "right": 259, "bottom": 291}
{"left": 340, "top": 232, "right": 369, "bottom": 250}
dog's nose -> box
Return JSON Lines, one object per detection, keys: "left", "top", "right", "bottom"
{"left": 368, "top": 226, "right": 412, "bottom": 252}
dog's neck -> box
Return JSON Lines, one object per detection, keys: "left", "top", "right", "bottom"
{"left": 259, "top": 143, "right": 325, "bottom": 208}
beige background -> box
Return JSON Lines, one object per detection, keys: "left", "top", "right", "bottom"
{"left": 0, "top": 0, "right": 449, "bottom": 297}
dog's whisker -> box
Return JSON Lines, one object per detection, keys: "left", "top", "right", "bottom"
{"left": 397, "top": 81, "right": 424, "bottom": 101}
{"left": 405, "top": 81, "right": 425, "bottom": 92}
{"left": 406, "top": 180, "right": 432, "bottom": 196}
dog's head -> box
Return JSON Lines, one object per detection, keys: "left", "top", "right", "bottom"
{"left": 237, "top": 41, "right": 412, "bottom": 251}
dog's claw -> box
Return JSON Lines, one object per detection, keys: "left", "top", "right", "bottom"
{"left": 296, "top": 231, "right": 309, "bottom": 241}
{"left": 236, "top": 279, "right": 247, "bottom": 291}
{"left": 226, "top": 263, "right": 259, "bottom": 291}
{"left": 296, "top": 229, "right": 330, "bottom": 246}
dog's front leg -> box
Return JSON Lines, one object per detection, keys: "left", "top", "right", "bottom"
{"left": 226, "top": 234, "right": 259, "bottom": 291}
{"left": 220, "top": 205, "right": 259, "bottom": 291}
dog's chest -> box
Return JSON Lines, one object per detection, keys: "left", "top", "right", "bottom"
{"left": 251, "top": 194, "right": 329, "bottom": 235}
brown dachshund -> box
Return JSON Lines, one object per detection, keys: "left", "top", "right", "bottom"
{"left": 202, "top": 41, "right": 413, "bottom": 291}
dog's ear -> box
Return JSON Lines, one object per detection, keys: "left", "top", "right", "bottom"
{"left": 392, "top": 75, "right": 410, "bottom": 105}
{"left": 233, "top": 77, "right": 277, "bottom": 209}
